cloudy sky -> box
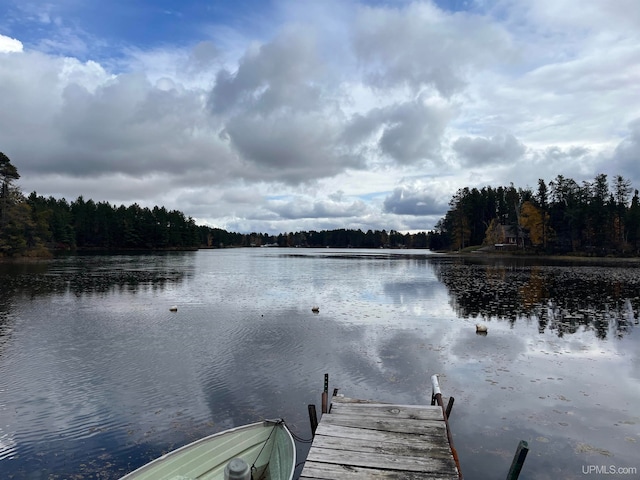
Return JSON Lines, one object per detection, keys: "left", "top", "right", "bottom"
{"left": 1, "top": 0, "right": 639, "bottom": 234}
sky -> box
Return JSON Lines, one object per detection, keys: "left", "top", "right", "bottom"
{"left": 1, "top": 0, "right": 639, "bottom": 234}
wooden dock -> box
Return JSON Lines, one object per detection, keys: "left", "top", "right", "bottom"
{"left": 300, "top": 376, "right": 462, "bottom": 479}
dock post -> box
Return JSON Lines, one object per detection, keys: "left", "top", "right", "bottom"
{"left": 506, "top": 440, "right": 529, "bottom": 480}
{"left": 431, "top": 375, "right": 455, "bottom": 419}
{"left": 308, "top": 404, "right": 318, "bottom": 437}
{"left": 321, "top": 373, "right": 329, "bottom": 414}
{"left": 431, "top": 374, "right": 442, "bottom": 407}
{"left": 330, "top": 388, "right": 339, "bottom": 413}
{"left": 431, "top": 375, "right": 463, "bottom": 479}
{"left": 446, "top": 396, "right": 455, "bottom": 419}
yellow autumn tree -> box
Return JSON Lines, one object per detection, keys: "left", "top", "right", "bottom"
{"left": 519, "top": 201, "right": 553, "bottom": 247}
{"left": 483, "top": 218, "right": 503, "bottom": 246}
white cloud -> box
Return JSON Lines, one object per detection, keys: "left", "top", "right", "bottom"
{"left": 349, "top": 97, "right": 452, "bottom": 165}
{"left": 383, "top": 184, "right": 448, "bottom": 216}
{"left": 609, "top": 119, "right": 640, "bottom": 187}
{"left": 352, "top": 1, "right": 513, "bottom": 97}
{"left": 0, "top": 34, "right": 23, "bottom": 53}
{"left": 268, "top": 196, "right": 369, "bottom": 219}
{"left": 453, "top": 134, "right": 526, "bottom": 167}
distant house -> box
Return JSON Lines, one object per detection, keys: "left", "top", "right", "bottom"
{"left": 494, "top": 224, "right": 527, "bottom": 249}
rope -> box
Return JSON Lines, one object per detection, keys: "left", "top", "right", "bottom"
{"left": 288, "top": 427, "right": 313, "bottom": 444}
{"left": 250, "top": 419, "right": 283, "bottom": 479}
{"left": 248, "top": 419, "right": 314, "bottom": 480}
{"left": 284, "top": 420, "right": 313, "bottom": 477}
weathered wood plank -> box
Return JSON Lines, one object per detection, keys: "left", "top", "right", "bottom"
{"left": 331, "top": 398, "right": 439, "bottom": 409}
{"left": 299, "top": 461, "right": 459, "bottom": 480}
{"left": 319, "top": 412, "right": 447, "bottom": 436}
{"left": 330, "top": 396, "right": 390, "bottom": 405}
{"left": 314, "top": 423, "right": 447, "bottom": 446}
{"left": 305, "top": 445, "right": 456, "bottom": 473}
{"left": 310, "top": 433, "right": 454, "bottom": 459}
{"left": 330, "top": 402, "right": 444, "bottom": 421}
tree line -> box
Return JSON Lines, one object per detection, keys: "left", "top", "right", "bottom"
{"left": 428, "top": 174, "right": 640, "bottom": 255}
{"left": 1, "top": 190, "right": 204, "bottom": 255}
{"left": 219, "top": 229, "right": 428, "bottom": 249}
{"left": 28, "top": 194, "right": 202, "bottom": 251}
{"left": 5, "top": 150, "right": 638, "bottom": 256}
{"left": 0, "top": 152, "right": 202, "bottom": 255}
{"left": 0, "top": 152, "right": 429, "bottom": 256}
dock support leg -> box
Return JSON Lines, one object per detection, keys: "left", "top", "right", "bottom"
{"left": 308, "top": 404, "right": 318, "bottom": 437}
{"left": 506, "top": 440, "right": 529, "bottom": 480}
{"left": 321, "top": 373, "right": 329, "bottom": 414}
{"left": 445, "top": 397, "right": 455, "bottom": 419}
{"left": 330, "top": 388, "right": 339, "bottom": 413}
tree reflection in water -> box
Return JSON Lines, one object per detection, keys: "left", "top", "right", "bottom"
{"left": 430, "top": 257, "right": 640, "bottom": 339}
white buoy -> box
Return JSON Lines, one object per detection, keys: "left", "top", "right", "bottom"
{"left": 476, "top": 323, "right": 488, "bottom": 333}
{"left": 169, "top": 305, "right": 178, "bottom": 312}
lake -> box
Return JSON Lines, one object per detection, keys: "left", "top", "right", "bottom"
{"left": 0, "top": 249, "right": 638, "bottom": 479}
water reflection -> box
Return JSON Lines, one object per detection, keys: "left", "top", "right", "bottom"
{"left": 0, "top": 253, "right": 193, "bottom": 299}
{"left": 430, "top": 256, "right": 640, "bottom": 339}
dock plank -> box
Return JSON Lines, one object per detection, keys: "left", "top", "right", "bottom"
{"left": 319, "top": 412, "right": 446, "bottom": 436}
{"left": 310, "top": 431, "right": 455, "bottom": 459}
{"left": 305, "top": 446, "right": 456, "bottom": 473}
{"left": 314, "top": 423, "right": 447, "bottom": 448}
{"left": 300, "top": 461, "right": 459, "bottom": 480}
{"left": 330, "top": 402, "right": 444, "bottom": 421}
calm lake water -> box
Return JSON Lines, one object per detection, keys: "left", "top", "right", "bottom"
{"left": 0, "top": 249, "right": 638, "bottom": 479}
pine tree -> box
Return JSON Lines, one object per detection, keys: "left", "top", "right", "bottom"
{"left": 0, "top": 152, "right": 20, "bottom": 229}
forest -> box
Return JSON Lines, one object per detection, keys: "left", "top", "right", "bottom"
{"left": 284, "top": 173, "right": 640, "bottom": 255}
{"left": 0, "top": 152, "right": 203, "bottom": 255}
{"left": 428, "top": 174, "right": 640, "bottom": 255}
{"left": 2, "top": 151, "right": 640, "bottom": 256}
{"left": 0, "top": 152, "right": 424, "bottom": 255}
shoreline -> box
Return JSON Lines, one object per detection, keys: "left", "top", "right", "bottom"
{"left": 435, "top": 246, "right": 640, "bottom": 264}
{"left": 4, "top": 245, "right": 640, "bottom": 265}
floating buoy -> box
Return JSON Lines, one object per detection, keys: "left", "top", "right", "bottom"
{"left": 170, "top": 305, "right": 178, "bottom": 312}
{"left": 476, "top": 323, "right": 487, "bottom": 333}
{"left": 311, "top": 306, "right": 320, "bottom": 313}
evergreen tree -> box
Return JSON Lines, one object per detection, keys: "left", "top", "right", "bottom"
{"left": 626, "top": 190, "right": 640, "bottom": 253}
{"left": 536, "top": 179, "right": 549, "bottom": 248}
{"left": 0, "top": 153, "right": 37, "bottom": 256}
{"left": 613, "top": 175, "right": 632, "bottom": 250}
{"left": 0, "top": 152, "right": 20, "bottom": 230}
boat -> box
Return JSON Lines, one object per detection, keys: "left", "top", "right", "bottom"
{"left": 120, "top": 419, "right": 296, "bottom": 480}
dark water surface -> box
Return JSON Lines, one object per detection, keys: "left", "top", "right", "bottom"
{"left": 0, "top": 249, "right": 638, "bottom": 479}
